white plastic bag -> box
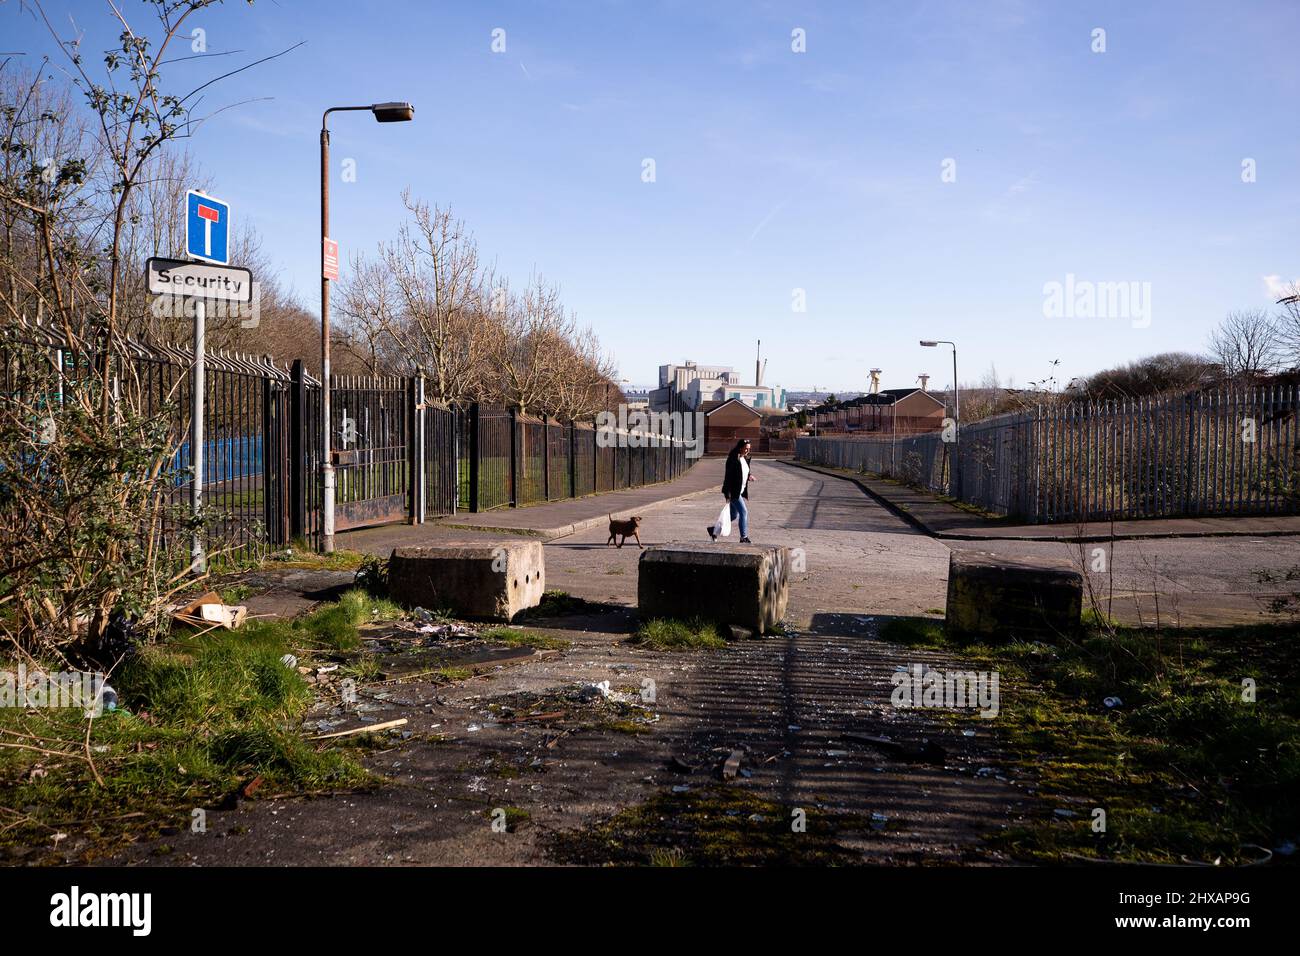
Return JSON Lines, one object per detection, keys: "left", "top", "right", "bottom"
{"left": 714, "top": 501, "right": 732, "bottom": 538}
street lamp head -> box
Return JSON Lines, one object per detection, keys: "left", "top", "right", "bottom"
{"left": 371, "top": 101, "right": 415, "bottom": 122}
{"left": 919, "top": 340, "right": 938, "bottom": 347}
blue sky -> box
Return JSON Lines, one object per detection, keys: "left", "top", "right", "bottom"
{"left": 8, "top": 0, "right": 1300, "bottom": 392}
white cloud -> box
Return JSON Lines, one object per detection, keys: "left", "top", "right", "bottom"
{"left": 1263, "top": 274, "right": 1300, "bottom": 299}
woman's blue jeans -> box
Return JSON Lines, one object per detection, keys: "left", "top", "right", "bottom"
{"left": 729, "top": 496, "right": 749, "bottom": 538}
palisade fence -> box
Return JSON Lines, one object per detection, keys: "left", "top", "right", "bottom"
{"left": 2, "top": 324, "right": 695, "bottom": 564}
{"left": 796, "top": 387, "right": 1300, "bottom": 523}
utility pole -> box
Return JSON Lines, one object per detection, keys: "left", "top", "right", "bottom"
{"left": 319, "top": 101, "right": 414, "bottom": 552}
{"left": 920, "top": 339, "right": 959, "bottom": 495}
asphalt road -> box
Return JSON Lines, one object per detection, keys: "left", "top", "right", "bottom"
{"left": 543, "top": 459, "right": 1300, "bottom": 628}
{"left": 544, "top": 459, "right": 954, "bottom": 626}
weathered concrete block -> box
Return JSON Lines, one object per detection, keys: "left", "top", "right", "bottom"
{"left": 945, "top": 550, "right": 1082, "bottom": 642}
{"left": 638, "top": 544, "right": 789, "bottom": 635}
{"left": 387, "top": 541, "right": 544, "bottom": 622}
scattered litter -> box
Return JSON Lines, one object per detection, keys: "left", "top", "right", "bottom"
{"left": 466, "top": 723, "right": 482, "bottom": 732}
{"left": 467, "top": 776, "right": 486, "bottom": 793}
{"left": 241, "top": 776, "right": 264, "bottom": 799}
{"left": 1103, "top": 696, "right": 1123, "bottom": 709}
{"left": 281, "top": 654, "right": 298, "bottom": 671}
{"left": 870, "top": 812, "right": 888, "bottom": 831}
{"left": 787, "top": 724, "right": 802, "bottom": 732}
{"left": 826, "top": 749, "right": 849, "bottom": 757}
{"left": 962, "top": 730, "right": 976, "bottom": 737}
{"left": 310, "top": 718, "right": 408, "bottom": 740}
{"left": 173, "top": 591, "right": 247, "bottom": 630}
{"left": 316, "top": 664, "right": 339, "bottom": 675}
{"left": 92, "top": 677, "right": 118, "bottom": 712}
{"left": 721, "top": 749, "right": 744, "bottom": 779}
{"left": 577, "top": 681, "right": 611, "bottom": 702}
{"left": 1053, "top": 808, "right": 1077, "bottom": 819}
{"left": 671, "top": 785, "right": 691, "bottom": 793}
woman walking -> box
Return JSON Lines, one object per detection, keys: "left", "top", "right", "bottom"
{"left": 708, "top": 438, "right": 755, "bottom": 543}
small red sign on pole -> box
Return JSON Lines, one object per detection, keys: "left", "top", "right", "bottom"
{"left": 322, "top": 237, "right": 340, "bottom": 281}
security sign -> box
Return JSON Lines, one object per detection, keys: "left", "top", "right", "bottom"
{"left": 146, "top": 257, "right": 253, "bottom": 302}
{"left": 186, "top": 190, "right": 230, "bottom": 264}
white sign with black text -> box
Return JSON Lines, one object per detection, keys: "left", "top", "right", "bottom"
{"left": 146, "top": 257, "right": 253, "bottom": 303}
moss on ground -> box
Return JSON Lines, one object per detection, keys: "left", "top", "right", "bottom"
{"left": 547, "top": 785, "right": 869, "bottom": 866}
{"left": 875, "top": 615, "right": 1300, "bottom": 864}
{"left": 479, "top": 627, "right": 570, "bottom": 651}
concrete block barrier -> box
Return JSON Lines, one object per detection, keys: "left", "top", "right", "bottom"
{"left": 945, "top": 549, "right": 1082, "bottom": 641}
{"left": 387, "top": 541, "right": 545, "bottom": 622}
{"left": 638, "top": 543, "right": 790, "bottom": 635}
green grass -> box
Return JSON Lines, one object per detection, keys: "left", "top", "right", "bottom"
{"left": 218, "top": 584, "right": 255, "bottom": 605}
{"left": 631, "top": 618, "right": 727, "bottom": 650}
{"left": 0, "top": 616, "right": 373, "bottom": 861}
{"left": 878, "top": 617, "right": 948, "bottom": 646}
{"left": 293, "top": 589, "right": 403, "bottom": 652}
{"left": 0, "top": 587, "right": 408, "bottom": 860}
{"left": 479, "top": 627, "right": 570, "bottom": 651}
{"left": 873, "top": 614, "right": 1300, "bottom": 864}
{"left": 268, "top": 546, "right": 367, "bottom": 572}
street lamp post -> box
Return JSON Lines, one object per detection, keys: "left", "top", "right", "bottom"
{"left": 920, "top": 339, "right": 959, "bottom": 494}
{"left": 320, "top": 101, "right": 414, "bottom": 553}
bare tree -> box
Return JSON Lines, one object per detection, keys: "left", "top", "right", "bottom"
{"left": 339, "top": 193, "right": 494, "bottom": 401}
{"left": 1273, "top": 283, "right": 1300, "bottom": 370}
{"left": 485, "top": 273, "right": 570, "bottom": 415}
{"left": 338, "top": 193, "right": 620, "bottom": 416}
{"left": 550, "top": 322, "right": 617, "bottom": 420}
{"left": 1208, "top": 308, "right": 1283, "bottom": 378}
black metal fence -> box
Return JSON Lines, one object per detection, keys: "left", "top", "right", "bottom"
{"left": 457, "top": 404, "right": 694, "bottom": 513}
{"left": 797, "top": 387, "right": 1300, "bottom": 523}
{"left": 3, "top": 323, "right": 696, "bottom": 561}
{"left": 1, "top": 325, "right": 291, "bottom": 564}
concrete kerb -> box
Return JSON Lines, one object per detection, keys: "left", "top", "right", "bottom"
{"left": 437, "top": 485, "right": 721, "bottom": 541}
{"left": 785, "top": 458, "right": 1300, "bottom": 544}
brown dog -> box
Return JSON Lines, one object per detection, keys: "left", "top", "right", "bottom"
{"left": 606, "top": 513, "right": 643, "bottom": 549}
